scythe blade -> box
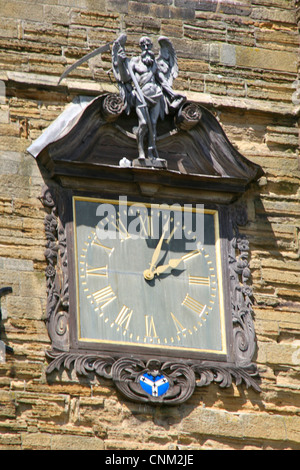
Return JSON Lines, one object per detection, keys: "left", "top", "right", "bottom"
{"left": 58, "top": 41, "right": 114, "bottom": 85}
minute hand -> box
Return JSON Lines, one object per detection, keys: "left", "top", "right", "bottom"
{"left": 149, "top": 229, "right": 166, "bottom": 273}
{"left": 148, "top": 218, "right": 171, "bottom": 272}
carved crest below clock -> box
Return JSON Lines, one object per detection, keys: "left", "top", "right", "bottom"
{"left": 30, "top": 83, "right": 262, "bottom": 404}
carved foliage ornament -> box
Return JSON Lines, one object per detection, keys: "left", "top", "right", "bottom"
{"left": 41, "top": 187, "right": 261, "bottom": 405}
{"left": 40, "top": 187, "right": 69, "bottom": 352}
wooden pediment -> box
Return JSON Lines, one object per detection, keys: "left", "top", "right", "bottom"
{"left": 28, "top": 93, "right": 262, "bottom": 201}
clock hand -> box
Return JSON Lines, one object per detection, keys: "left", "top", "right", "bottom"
{"left": 155, "top": 257, "right": 184, "bottom": 275}
{"left": 155, "top": 248, "right": 201, "bottom": 276}
{"left": 144, "top": 248, "right": 201, "bottom": 281}
{"left": 150, "top": 218, "right": 171, "bottom": 270}
{"left": 144, "top": 218, "right": 169, "bottom": 280}
{"left": 149, "top": 231, "right": 165, "bottom": 272}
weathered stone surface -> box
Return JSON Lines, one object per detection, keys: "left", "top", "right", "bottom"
{"left": 236, "top": 45, "right": 298, "bottom": 73}
{"left": 0, "top": 0, "right": 44, "bottom": 21}
{"left": 51, "top": 434, "right": 105, "bottom": 450}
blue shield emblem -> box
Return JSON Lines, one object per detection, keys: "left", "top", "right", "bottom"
{"left": 139, "top": 373, "right": 169, "bottom": 397}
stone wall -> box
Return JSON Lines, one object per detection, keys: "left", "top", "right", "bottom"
{"left": 0, "top": 0, "right": 300, "bottom": 450}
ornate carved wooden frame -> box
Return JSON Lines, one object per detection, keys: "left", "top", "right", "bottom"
{"left": 40, "top": 185, "right": 261, "bottom": 405}
{"left": 32, "top": 93, "right": 262, "bottom": 404}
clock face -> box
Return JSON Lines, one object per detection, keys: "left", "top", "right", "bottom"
{"left": 73, "top": 196, "right": 227, "bottom": 355}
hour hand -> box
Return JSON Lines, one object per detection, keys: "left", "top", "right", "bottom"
{"left": 154, "top": 257, "right": 184, "bottom": 276}
{"left": 143, "top": 257, "right": 182, "bottom": 281}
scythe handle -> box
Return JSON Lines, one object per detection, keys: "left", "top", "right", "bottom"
{"left": 125, "top": 59, "right": 158, "bottom": 157}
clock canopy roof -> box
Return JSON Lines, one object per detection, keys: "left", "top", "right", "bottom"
{"left": 27, "top": 93, "right": 263, "bottom": 201}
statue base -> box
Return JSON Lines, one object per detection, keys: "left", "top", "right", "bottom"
{"left": 133, "top": 157, "right": 167, "bottom": 169}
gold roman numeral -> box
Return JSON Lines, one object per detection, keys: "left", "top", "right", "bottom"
{"left": 91, "top": 285, "right": 116, "bottom": 309}
{"left": 112, "top": 213, "right": 131, "bottom": 240}
{"left": 113, "top": 305, "right": 133, "bottom": 332}
{"left": 138, "top": 212, "right": 149, "bottom": 237}
{"left": 86, "top": 265, "right": 108, "bottom": 277}
{"left": 92, "top": 238, "right": 114, "bottom": 253}
{"left": 170, "top": 312, "right": 186, "bottom": 335}
{"left": 182, "top": 294, "right": 206, "bottom": 316}
{"left": 182, "top": 250, "right": 201, "bottom": 262}
{"left": 145, "top": 315, "right": 158, "bottom": 338}
{"left": 189, "top": 275, "right": 210, "bottom": 286}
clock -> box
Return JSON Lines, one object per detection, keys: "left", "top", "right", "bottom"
{"left": 73, "top": 195, "right": 227, "bottom": 357}
{"left": 37, "top": 87, "right": 261, "bottom": 402}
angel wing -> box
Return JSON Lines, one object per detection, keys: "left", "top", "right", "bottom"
{"left": 112, "top": 33, "right": 127, "bottom": 81}
{"left": 112, "top": 33, "right": 133, "bottom": 114}
{"left": 156, "top": 36, "right": 178, "bottom": 87}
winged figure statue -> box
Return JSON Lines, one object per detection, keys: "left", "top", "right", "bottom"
{"left": 112, "top": 34, "right": 186, "bottom": 161}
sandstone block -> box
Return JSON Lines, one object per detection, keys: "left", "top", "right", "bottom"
{"left": 84, "top": 0, "right": 107, "bottom": 10}
{"left": 44, "top": 5, "right": 71, "bottom": 26}
{"left": 286, "top": 415, "right": 300, "bottom": 444}
{"left": 71, "top": 9, "right": 120, "bottom": 28}
{"left": 262, "top": 268, "right": 300, "bottom": 286}
{"left": 257, "top": 341, "right": 298, "bottom": 367}
{"left": 51, "top": 434, "right": 104, "bottom": 450}
{"left": 23, "top": 22, "right": 69, "bottom": 47}
{"left": 181, "top": 408, "right": 245, "bottom": 439}
{"left": 161, "top": 19, "right": 183, "bottom": 37}
{"left": 106, "top": 0, "right": 128, "bottom": 14}
{"left": 0, "top": 108, "right": 9, "bottom": 124}
{"left": 0, "top": 17, "right": 18, "bottom": 39}
{"left": 0, "top": 433, "right": 21, "bottom": 449}
{"left": 21, "top": 432, "right": 51, "bottom": 450}
{"left": 1, "top": 257, "right": 34, "bottom": 272}
{"left": 241, "top": 412, "right": 287, "bottom": 442}
{"left": 0, "top": 0, "right": 44, "bottom": 21}
{"left": 220, "top": 44, "right": 236, "bottom": 66}
{"left": 0, "top": 391, "right": 17, "bottom": 419}
{"left": 251, "top": 6, "right": 296, "bottom": 24}
{"left": 236, "top": 46, "right": 298, "bottom": 73}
